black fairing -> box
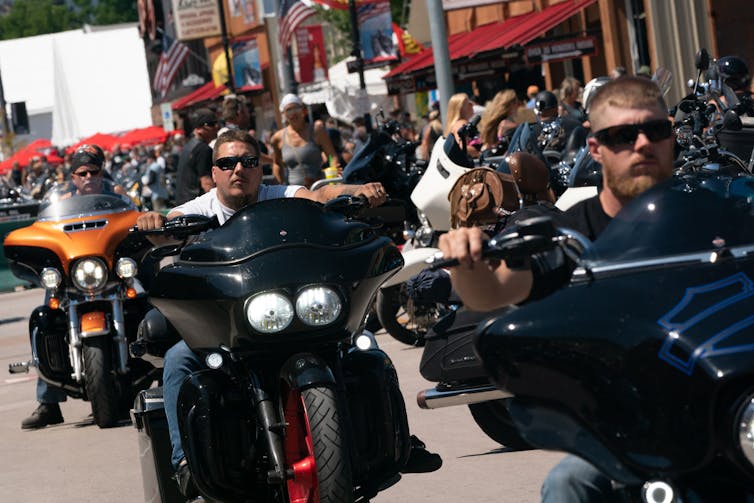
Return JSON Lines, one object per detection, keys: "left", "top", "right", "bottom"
{"left": 148, "top": 198, "right": 403, "bottom": 350}
{"left": 30, "top": 306, "right": 74, "bottom": 388}
{"left": 477, "top": 180, "right": 754, "bottom": 486}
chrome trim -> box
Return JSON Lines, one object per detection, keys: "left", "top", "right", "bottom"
{"left": 62, "top": 219, "right": 108, "bottom": 233}
{"left": 572, "top": 244, "right": 754, "bottom": 281}
{"left": 417, "top": 384, "right": 511, "bottom": 409}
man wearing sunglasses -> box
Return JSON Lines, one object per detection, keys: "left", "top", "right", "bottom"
{"left": 436, "top": 76, "right": 674, "bottom": 502}
{"left": 136, "top": 128, "right": 406, "bottom": 497}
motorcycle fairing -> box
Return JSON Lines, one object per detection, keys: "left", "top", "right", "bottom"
{"left": 657, "top": 272, "right": 754, "bottom": 375}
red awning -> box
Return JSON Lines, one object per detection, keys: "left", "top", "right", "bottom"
{"left": 384, "top": 0, "right": 596, "bottom": 79}
{"left": 118, "top": 125, "right": 171, "bottom": 148}
{"left": 171, "top": 82, "right": 229, "bottom": 111}
{"left": 65, "top": 132, "right": 121, "bottom": 154}
{"left": 0, "top": 139, "right": 63, "bottom": 172}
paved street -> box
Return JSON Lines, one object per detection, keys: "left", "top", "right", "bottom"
{"left": 0, "top": 288, "right": 564, "bottom": 502}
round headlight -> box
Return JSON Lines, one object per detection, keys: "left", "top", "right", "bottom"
{"left": 115, "top": 257, "right": 138, "bottom": 279}
{"left": 40, "top": 268, "right": 62, "bottom": 289}
{"left": 246, "top": 292, "right": 294, "bottom": 333}
{"left": 296, "top": 286, "right": 342, "bottom": 326}
{"left": 72, "top": 257, "right": 108, "bottom": 291}
{"left": 737, "top": 394, "right": 754, "bottom": 467}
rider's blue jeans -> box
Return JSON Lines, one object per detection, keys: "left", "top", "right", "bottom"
{"left": 541, "top": 455, "right": 613, "bottom": 502}
{"left": 163, "top": 340, "right": 203, "bottom": 470}
{"left": 36, "top": 378, "right": 67, "bottom": 403}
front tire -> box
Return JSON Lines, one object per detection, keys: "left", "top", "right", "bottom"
{"left": 376, "top": 284, "right": 449, "bottom": 347}
{"left": 468, "top": 400, "right": 534, "bottom": 451}
{"left": 283, "top": 385, "right": 353, "bottom": 503}
{"left": 82, "top": 338, "right": 120, "bottom": 428}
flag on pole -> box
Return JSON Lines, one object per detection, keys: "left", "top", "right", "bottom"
{"left": 278, "top": 0, "right": 316, "bottom": 53}
{"left": 153, "top": 34, "right": 189, "bottom": 97}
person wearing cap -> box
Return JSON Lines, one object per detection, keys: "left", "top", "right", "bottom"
{"left": 20, "top": 144, "right": 126, "bottom": 430}
{"left": 175, "top": 107, "right": 220, "bottom": 205}
{"left": 270, "top": 93, "right": 339, "bottom": 187}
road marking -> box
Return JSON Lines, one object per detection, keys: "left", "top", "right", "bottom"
{"left": 3, "top": 374, "right": 37, "bottom": 385}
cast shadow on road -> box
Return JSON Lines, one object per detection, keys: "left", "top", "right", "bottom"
{"left": 0, "top": 316, "right": 27, "bottom": 325}
{"left": 459, "top": 446, "right": 519, "bottom": 458}
{"left": 73, "top": 416, "right": 133, "bottom": 429}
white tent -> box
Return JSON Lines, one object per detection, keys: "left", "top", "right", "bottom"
{"left": 0, "top": 24, "right": 153, "bottom": 147}
{"left": 298, "top": 58, "right": 393, "bottom": 122}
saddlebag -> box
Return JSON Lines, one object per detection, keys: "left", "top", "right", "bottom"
{"left": 176, "top": 370, "right": 260, "bottom": 502}
{"left": 420, "top": 307, "right": 511, "bottom": 383}
{"left": 342, "top": 348, "right": 411, "bottom": 487}
{"left": 132, "top": 387, "right": 184, "bottom": 503}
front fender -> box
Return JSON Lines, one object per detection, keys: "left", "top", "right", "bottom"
{"left": 280, "top": 353, "right": 336, "bottom": 390}
{"left": 381, "top": 247, "right": 440, "bottom": 288}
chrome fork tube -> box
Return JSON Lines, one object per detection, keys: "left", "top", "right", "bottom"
{"left": 111, "top": 298, "right": 129, "bottom": 374}
{"left": 67, "top": 303, "right": 83, "bottom": 381}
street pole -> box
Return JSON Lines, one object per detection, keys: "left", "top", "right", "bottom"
{"left": 348, "top": 0, "right": 372, "bottom": 132}
{"left": 426, "top": 0, "right": 454, "bottom": 118}
{"left": 218, "top": 0, "right": 235, "bottom": 92}
{"left": 0, "top": 66, "right": 12, "bottom": 157}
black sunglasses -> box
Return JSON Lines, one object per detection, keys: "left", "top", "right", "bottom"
{"left": 215, "top": 155, "right": 260, "bottom": 171}
{"left": 72, "top": 168, "right": 102, "bottom": 177}
{"left": 594, "top": 119, "right": 673, "bottom": 147}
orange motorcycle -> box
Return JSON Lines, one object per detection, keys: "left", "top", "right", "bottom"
{"left": 4, "top": 180, "right": 157, "bottom": 427}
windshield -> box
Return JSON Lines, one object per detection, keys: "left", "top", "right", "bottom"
{"left": 179, "top": 198, "right": 376, "bottom": 263}
{"left": 582, "top": 177, "right": 754, "bottom": 264}
{"left": 38, "top": 180, "right": 136, "bottom": 222}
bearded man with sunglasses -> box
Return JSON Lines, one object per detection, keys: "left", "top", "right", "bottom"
{"left": 437, "top": 76, "right": 674, "bottom": 501}
{"left": 136, "top": 129, "right": 421, "bottom": 497}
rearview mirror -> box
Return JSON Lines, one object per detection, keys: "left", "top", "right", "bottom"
{"left": 695, "top": 48, "right": 710, "bottom": 71}
{"left": 722, "top": 110, "right": 743, "bottom": 131}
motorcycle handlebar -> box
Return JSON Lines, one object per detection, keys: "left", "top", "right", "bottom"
{"left": 129, "top": 214, "right": 220, "bottom": 239}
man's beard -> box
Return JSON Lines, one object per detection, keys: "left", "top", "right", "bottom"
{"left": 604, "top": 159, "right": 672, "bottom": 201}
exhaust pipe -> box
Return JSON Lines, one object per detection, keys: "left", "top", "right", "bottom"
{"left": 417, "top": 384, "right": 511, "bottom": 409}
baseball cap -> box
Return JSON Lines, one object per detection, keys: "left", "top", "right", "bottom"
{"left": 70, "top": 144, "right": 105, "bottom": 171}
{"left": 191, "top": 108, "right": 218, "bottom": 128}
{"left": 527, "top": 85, "right": 539, "bottom": 98}
{"left": 279, "top": 93, "right": 303, "bottom": 112}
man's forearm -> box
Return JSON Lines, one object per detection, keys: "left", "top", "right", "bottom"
{"left": 450, "top": 262, "right": 533, "bottom": 312}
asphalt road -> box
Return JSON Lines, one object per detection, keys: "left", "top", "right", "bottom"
{"left": 0, "top": 288, "right": 564, "bottom": 502}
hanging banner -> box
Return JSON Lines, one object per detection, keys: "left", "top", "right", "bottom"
{"left": 231, "top": 36, "right": 263, "bottom": 90}
{"left": 525, "top": 37, "right": 598, "bottom": 65}
{"left": 296, "top": 25, "right": 328, "bottom": 85}
{"left": 172, "top": 0, "right": 222, "bottom": 41}
{"left": 229, "top": 0, "right": 255, "bottom": 24}
{"left": 358, "top": 0, "right": 398, "bottom": 66}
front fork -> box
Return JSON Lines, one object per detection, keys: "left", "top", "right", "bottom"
{"left": 64, "top": 292, "right": 130, "bottom": 382}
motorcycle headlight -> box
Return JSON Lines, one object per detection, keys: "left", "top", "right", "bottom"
{"left": 737, "top": 393, "right": 754, "bottom": 467}
{"left": 115, "top": 257, "right": 138, "bottom": 279}
{"left": 40, "top": 268, "right": 62, "bottom": 289}
{"left": 295, "top": 286, "right": 342, "bottom": 326}
{"left": 246, "top": 292, "right": 294, "bottom": 333}
{"left": 71, "top": 257, "right": 108, "bottom": 291}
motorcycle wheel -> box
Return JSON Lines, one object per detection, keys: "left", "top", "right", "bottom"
{"left": 468, "top": 400, "right": 534, "bottom": 451}
{"left": 82, "top": 338, "right": 121, "bottom": 428}
{"left": 376, "top": 285, "right": 449, "bottom": 347}
{"left": 283, "top": 385, "right": 354, "bottom": 503}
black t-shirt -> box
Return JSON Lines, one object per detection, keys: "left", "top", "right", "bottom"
{"left": 175, "top": 137, "right": 213, "bottom": 205}
{"left": 507, "top": 195, "right": 611, "bottom": 302}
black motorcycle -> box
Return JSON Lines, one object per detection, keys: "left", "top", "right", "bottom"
{"left": 472, "top": 179, "right": 754, "bottom": 501}
{"left": 131, "top": 196, "right": 415, "bottom": 503}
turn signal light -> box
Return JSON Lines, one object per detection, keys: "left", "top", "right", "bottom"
{"left": 48, "top": 297, "right": 60, "bottom": 310}
{"left": 126, "top": 287, "right": 137, "bottom": 299}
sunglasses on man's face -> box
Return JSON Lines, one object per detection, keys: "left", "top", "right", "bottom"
{"left": 594, "top": 119, "right": 673, "bottom": 148}
{"left": 72, "top": 168, "right": 102, "bottom": 177}
{"left": 214, "top": 155, "right": 260, "bottom": 171}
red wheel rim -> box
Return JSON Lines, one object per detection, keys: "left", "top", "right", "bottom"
{"left": 284, "top": 388, "right": 319, "bottom": 503}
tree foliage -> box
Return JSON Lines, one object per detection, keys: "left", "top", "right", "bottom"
{"left": 0, "top": 0, "right": 137, "bottom": 41}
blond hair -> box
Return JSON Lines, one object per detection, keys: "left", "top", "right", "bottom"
{"left": 444, "top": 93, "right": 470, "bottom": 136}
{"left": 588, "top": 76, "right": 667, "bottom": 131}
{"left": 479, "top": 89, "right": 518, "bottom": 147}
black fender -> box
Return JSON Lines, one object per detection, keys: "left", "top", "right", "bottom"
{"left": 279, "top": 353, "right": 336, "bottom": 391}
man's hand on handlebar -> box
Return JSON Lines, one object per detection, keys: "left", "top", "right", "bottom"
{"left": 437, "top": 227, "right": 488, "bottom": 270}
{"left": 136, "top": 211, "right": 175, "bottom": 246}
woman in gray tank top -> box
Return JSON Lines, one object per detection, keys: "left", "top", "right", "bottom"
{"left": 271, "top": 94, "right": 339, "bottom": 188}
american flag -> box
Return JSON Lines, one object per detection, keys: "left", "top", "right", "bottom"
{"left": 278, "top": 0, "right": 316, "bottom": 53}
{"left": 153, "top": 34, "right": 189, "bottom": 97}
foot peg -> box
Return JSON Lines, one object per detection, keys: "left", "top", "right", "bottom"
{"left": 8, "top": 360, "right": 32, "bottom": 374}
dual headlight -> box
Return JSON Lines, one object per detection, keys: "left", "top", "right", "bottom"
{"left": 68, "top": 257, "right": 138, "bottom": 292}
{"left": 246, "top": 286, "right": 342, "bottom": 334}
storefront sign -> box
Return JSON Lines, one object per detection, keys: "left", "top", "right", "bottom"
{"left": 173, "top": 0, "right": 222, "bottom": 41}
{"left": 525, "top": 36, "right": 597, "bottom": 65}
{"left": 297, "top": 25, "right": 328, "bottom": 85}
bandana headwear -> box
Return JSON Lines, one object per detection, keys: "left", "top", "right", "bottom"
{"left": 279, "top": 93, "right": 303, "bottom": 112}
{"left": 71, "top": 144, "right": 105, "bottom": 171}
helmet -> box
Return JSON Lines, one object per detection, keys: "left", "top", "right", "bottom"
{"left": 717, "top": 56, "right": 751, "bottom": 92}
{"left": 534, "top": 91, "right": 558, "bottom": 112}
